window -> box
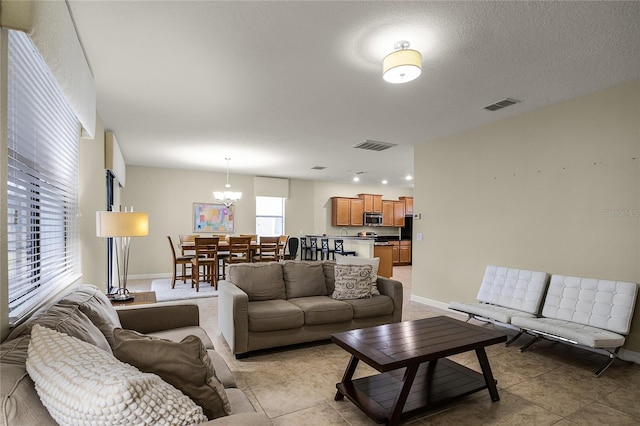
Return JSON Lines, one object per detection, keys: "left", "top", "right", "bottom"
{"left": 6, "top": 31, "right": 81, "bottom": 323}
{"left": 255, "top": 196, "right": 285, "bottom": 236}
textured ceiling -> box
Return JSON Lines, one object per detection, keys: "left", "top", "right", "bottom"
{"left": 67, "top": 1, "right": 640, "bottom": 188}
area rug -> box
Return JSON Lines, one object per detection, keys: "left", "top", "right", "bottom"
{"left": 151, "top": 278, "right": 218, "bottom": 302}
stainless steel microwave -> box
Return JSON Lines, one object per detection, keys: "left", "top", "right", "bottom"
{"left": 364, "top": 212, "right": 383, "bottom": 226}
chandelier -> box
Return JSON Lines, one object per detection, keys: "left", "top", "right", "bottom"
{"left": 214, "top": 157, "right": 242, "bottom": 207}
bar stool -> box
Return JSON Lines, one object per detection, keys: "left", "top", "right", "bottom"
{"left": 308, "top": 237, "right": 319, "bottom": 261}
{"left": 334, "top": 239, "right": 356, "bottom": 257}
{"left": 320, "top": 238, "right": 334, "bottom": 260}
{"left": 299, "top": 236, "right": 309, "bottom": 260}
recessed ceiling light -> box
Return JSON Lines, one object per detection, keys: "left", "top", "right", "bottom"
{"left": 381, "top": 180, "right": 388, "bottom": 185}
{"left": 353, "top": 176, "right": 360, "bottom": 182}
{"left": 405, "top": 175, "right": 413, "bottom": 181}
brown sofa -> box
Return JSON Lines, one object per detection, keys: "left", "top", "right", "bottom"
{"left": 0, "top": 284, "right": 270, "bottom": 425}
{"left": 218, "top": 260, "right": 403, "bottom": 357}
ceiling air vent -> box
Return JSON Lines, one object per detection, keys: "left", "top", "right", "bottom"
{"left": 483, "top": 98, "right": 520, "bottom": 112}
{"left": 352, "top": 140, "right": 397, "bottom": 152}
{"left": 311, "top": 166, "right": 326, "bottom": 170}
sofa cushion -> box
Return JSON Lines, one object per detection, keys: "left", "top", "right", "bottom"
{"left": 288, "top": 296, "right": 353, "bottom": 325}
{"left": 57, "top": 284, "right": 122, "bottom": 347}
{"left": 336, "top": 255, "right": 380, "bottom": 295}
{"left": 207, "top": 349, "right": 237, "bottom": 388}
{"left": 0, "top": 362, "right": 57, "bottom": 426}
{"left": 343, "top": 295, "right": 394, "bottom": 319}
{"left": 8, "top": 303, "right": 112, "bottom": 354}
{"left": 332, "top": 264, "right": 373, "bottom": 300}
{"left": 0, "top": 335, "right": 30, "bottom": 366}
{"left": 322, "top": 261, "right": 336, "bottom": 294}
{"left": 113, "top": 328, "right": 231, "bottom": 420}
{"left": 229, "top": 262, "right": 286, "bottom": 301}
{"left": 26, "top": 324, "right": 208, "bottom": 425}
{"left": 511, "top": 316, "right": 627, "bottom": 348}
{"left": 247, "top": 299, "right": 304, "bottom": 332}
{"left": 282, "top": 261, "right": 327, "bottom": 298}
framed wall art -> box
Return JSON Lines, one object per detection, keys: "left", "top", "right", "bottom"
{"left": 193, "top": 202, "right": 234, "bottom": 233}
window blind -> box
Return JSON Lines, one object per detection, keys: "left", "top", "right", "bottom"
{"left": 6, "top": 31, "right": 81, "bottom": 323}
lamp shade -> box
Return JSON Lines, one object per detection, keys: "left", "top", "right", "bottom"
{"left": 96, "top": 211, "right": 149, "bottom": 237}
{"left": 382, "top": 48, "right": 422, "bottom": 84}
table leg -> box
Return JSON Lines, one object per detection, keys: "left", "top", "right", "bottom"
{"left": 335, "top": 355, "right": 359, "bottom": 401}
{"left": 388, "top": 363, "right": 420, "bottom": 426}
{"left": 475, "top": 347, "right": 500, "bottom": 402}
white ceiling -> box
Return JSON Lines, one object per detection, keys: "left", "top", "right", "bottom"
{"left": 67, "top": 1, "right": 640, "bottom": 188}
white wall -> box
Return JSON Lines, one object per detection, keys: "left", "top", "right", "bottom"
{"left": 119, "top": 165, "right": 412, "bottom": 277}
{"left": 412, "top": 80, "right": 640, "bottom": 351}
{"left": 78, "top": 117, "right": 108, "bottom": 290}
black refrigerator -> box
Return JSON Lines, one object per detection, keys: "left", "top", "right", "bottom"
{"left": 401, "top": 216, "right": 413, "bottom": 264}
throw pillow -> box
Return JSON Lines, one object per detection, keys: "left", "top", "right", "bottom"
{"left": 9, "top": 303, "right": 112, "bottom": 354}
{"left": 332, "top": 264, "right": 373, "bottom": 300}
{"left": 113, "top": 328, "right": 231, "bottom": 420}
{"left": 335, "top": 255, "right": 380, "bottom": 295}
{"left": 26, "top": 324, "right": 208, "bottom": 425}
{"left": 57, "top": 284, "right": 122, "bottom": 348}
{"left": 282, "top": 261, "right": 327, "bottom": 298}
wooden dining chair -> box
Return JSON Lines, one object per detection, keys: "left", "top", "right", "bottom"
{"left": 167, "top": 236, "right": 194, "bottom": 288}
{"left": 179, "top": 234, "right": 200, "bottom": 256}
{"left": 257, "top": 236, "right": 279, "bottom": 262}
{"left": 222, "top": 236, "right": 252, "bottom": 279}
{"left": 277, "top": 235, "right": 289, "bottom": 261}
{"left": 191, "top": 237, "right": 219, "bottom": 291}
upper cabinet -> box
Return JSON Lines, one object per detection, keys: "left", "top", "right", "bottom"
{"left": 399, "top": 196, "right": 413, "bottom": 216}
{"left": 331, "top": 197, "right": 364, "bottom": 227}
{"left": 382, "top": 200, "right": 394, "bottom": 226}
{"left": 358, "top": 194, "right": 382, "bottom": 213}
{"left": 332, "top": 194, "right": 410, "bottom": 227}
{"left": 393, "top": 201, "right": 405, "bottom": 227}
{"left": 383, "top": 200, "right": 405, "bottom": 227}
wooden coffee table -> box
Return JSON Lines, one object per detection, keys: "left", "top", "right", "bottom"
{"left": 332, "top": 316, "right": 507, "bottom": 425}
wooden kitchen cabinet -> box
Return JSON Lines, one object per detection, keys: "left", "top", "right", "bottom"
{"left": 389, "top": 241, "right": 400, "bottom": 265}
{"left": 358, "top": 193, "right": 382, "bottom": 213}
{"left": 373, "top": 244, "right": 393, "bottom": 278}
{"left": 393, "top": 201, "right": 405, "bottom": 227}
{"left": 332, "top": 197, "right": 351, "bottom": 226}
{"left": 382, "top": 200, "right": 394, "bottom": 227}
{"left": 399, "top": 240, "right": 411, "bottom": 265}
{"left": 332, "top": 197, "right": 364, "bottom": 226}
{"left": 399, "top": 196, "right": 413, "bottom": 215}
{"left": 350, "top": 198, "right": 364, "bottom": 226}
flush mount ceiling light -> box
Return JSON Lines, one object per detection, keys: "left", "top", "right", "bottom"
{"left": 214, "top": 157, "right": 242, "bottom": 207}
{"left": 383, "top": 40, "right": 422, "bottom": 84}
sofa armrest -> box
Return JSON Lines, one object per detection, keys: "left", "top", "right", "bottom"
{"left": 377, "top": 277, "right": 404, "bottom": 323}
{"left": 218, "top": 281, "right": 249, "bottom": 355}
{"left": 116, "top": 303, "right": 200, "bottom": 334}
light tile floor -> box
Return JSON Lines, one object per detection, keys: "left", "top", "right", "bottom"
{"left": 128, "top": 266, "right": 640, "bottom": 425}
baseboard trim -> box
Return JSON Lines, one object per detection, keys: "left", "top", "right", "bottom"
{"left": 128, "top": 273, "right": 171, "bottom": 280}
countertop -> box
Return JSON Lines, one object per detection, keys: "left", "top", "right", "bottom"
{"left": 305, "top": 235, "right": 375, "bottom": 240}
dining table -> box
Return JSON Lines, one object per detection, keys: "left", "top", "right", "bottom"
{"left": 181, "top": 240, "right": 261, "bottom": 260}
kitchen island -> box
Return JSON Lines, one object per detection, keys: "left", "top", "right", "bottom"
{"left": 304, "top": 235, "right": 394, "bottom": 278}
{"left": 304, "top": 235, "right": 376, "bottom": 258}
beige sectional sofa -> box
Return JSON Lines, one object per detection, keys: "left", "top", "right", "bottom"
{"left": 218, "top": 260, "right": 404, "bottom": 357}
{"left": 0, "top": 284, "right": 270, "bottom": 425}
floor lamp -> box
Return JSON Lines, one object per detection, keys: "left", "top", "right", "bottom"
{"left": 96, "top": 209, "right": 149, "bottom": 301}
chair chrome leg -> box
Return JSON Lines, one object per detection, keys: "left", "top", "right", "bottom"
{"left": 505, "top": 331, "right": 523, "bottom": 347}
{"left": 595, "top": 348, "right": 621, "bottom": 377}
{"left": 519, "top": 335, "right": 540, "bottom": 352}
